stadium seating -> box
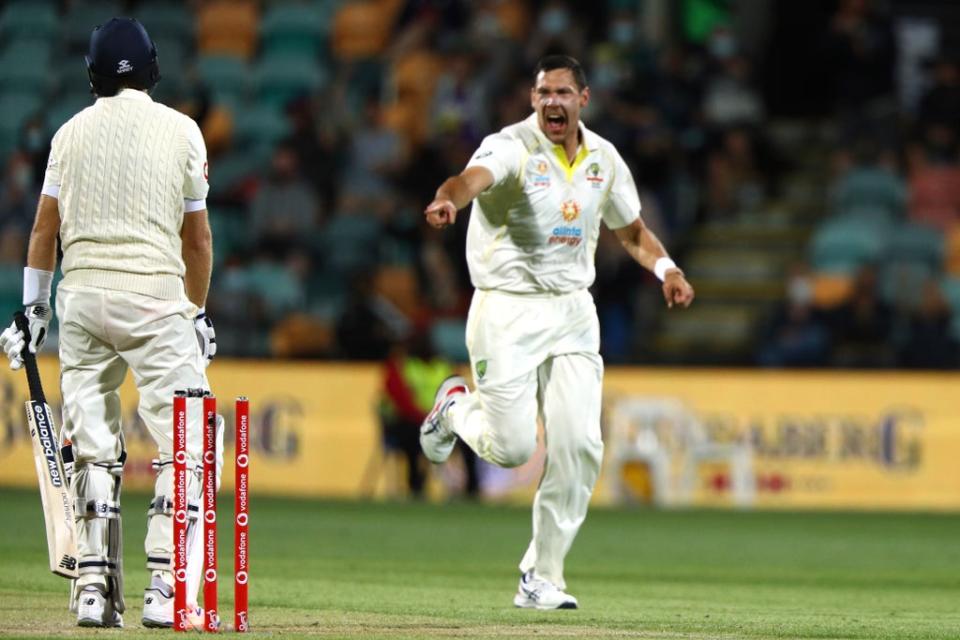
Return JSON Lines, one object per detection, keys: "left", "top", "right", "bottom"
{"left": 322, "top": 215, "right": 383, "bottom": 275}
{"left": 0, "top": 92, "right": 43, "bottom": 155}
{"left": 259, "top": 3, "right": 328, "bottom": 58}
{"left": 0, "top": 4, "right": 58, "bottom": 40}
{"left": 253, "top": 52, "right": 328, "bottom": 108}
{"left": 45, "top": 95, "right": 95, "bottom": 136}
{"left": 196, "top": 55, "right": 251, "bottom": 107}
{"left": 330, "top": 0, "right": 401, "bottom": 61}
{"left": 831, "top": 166, "right": 906, "bottom": 221}
{"left": 810, "top": 216, "right": 892, "bottom": 274}
{"left": 430, "top": 319, "right": 469, "bottom": 362}
{"left": 885, "top": 222, "right": 945, "bottom": 269}
{"left": 196, "top": 0, "right": 259, "bottom": 60}
{"left": 134, "top": 3, "right": 193, "bottom": 47}
{"left": 229, "top": 104, "right": 290, "bottom": 148}
{"left": 61, "top": 2, "right": 124, "bottom": 53}
{"left": 940, "top": 276, "right": 960, "bottom": 339}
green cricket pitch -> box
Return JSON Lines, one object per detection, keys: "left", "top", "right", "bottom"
{"left": 0, "top": 488, "right": 957, "bottom": 639}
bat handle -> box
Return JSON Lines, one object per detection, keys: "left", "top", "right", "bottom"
{"left": 13, "top": 311, "right": 46, "bottom": 404}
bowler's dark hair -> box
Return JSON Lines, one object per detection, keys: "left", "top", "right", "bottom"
{"left": 534, "top": 54, "right": 587, "bottom": 91}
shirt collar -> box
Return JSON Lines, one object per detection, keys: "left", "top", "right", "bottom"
{"left": 523, "top": 112, "right": 599, "bottom": 152}
{"left": 112, "top": 88, "right": 153, "bottom": 102}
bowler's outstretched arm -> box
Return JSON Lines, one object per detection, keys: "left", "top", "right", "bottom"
{"left": 424, "top": 166, "right": 495, "bottom": 229}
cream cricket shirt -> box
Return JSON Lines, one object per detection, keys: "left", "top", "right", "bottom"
{"left": 465, "top": 113, "right": 641, "bottom": 294}
{"left": 42, "top": 89, "right": 209, "bottom": 301}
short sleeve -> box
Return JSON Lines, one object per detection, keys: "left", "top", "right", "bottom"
{"left": 182, "top": 118, "right": 209, "bottom": 203}
{"left": 601, "top": 149, "right": 641, "bottom": 230}
{"left": 41, "top": 127, "right": 63, "bottom": 198}
{"left": 465, "top": 133, "right": 521, "bottom": 188}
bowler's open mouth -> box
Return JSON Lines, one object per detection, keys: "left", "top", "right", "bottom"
{"left": 545, "top": 111, "right": 566, "bottom": 135}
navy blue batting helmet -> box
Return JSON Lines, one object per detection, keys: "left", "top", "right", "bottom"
{"left": 85, "top": 18, "right": 160, "bottom": 96}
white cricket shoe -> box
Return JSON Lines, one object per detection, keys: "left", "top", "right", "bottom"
{"left": 76, "top": 585, "right": 123, "bottom": 628}
{"left": 141, "top": 576, "right": 173, "bottom": 628}
{"left": 513, "top": 570, "right": 579, "bottom": 610}
{"left": 419, "top": 375, "right": 468, "bottom": 463}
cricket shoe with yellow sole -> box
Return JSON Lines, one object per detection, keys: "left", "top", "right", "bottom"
{"left": 419, "top": 375, "right": 469, "bottom": 463}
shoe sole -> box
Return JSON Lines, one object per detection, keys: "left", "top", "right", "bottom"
{"left": 77, "top": 618, "right": 123, "bottom": 628}
{"left": 513, "top": 595, "right": 578, "bottom": 610}
{"left": 142, "top": 617, "right": 172, "bottom": 629}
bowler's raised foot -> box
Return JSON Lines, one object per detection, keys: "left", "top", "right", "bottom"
{"left": 419, "top": 375, "right": 469, "bottom": 463}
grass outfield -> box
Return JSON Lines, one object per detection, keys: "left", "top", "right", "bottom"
{"left": 0, "top": 488, "right": 957, "bottom": 639}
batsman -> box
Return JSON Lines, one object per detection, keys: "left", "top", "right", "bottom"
{"left": 0, "top": 18, "right": 220, "bottom": 628}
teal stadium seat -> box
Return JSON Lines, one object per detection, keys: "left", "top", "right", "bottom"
{"left": 0, "top": 4, "right": 58, "bottom": 40}
{"left": 0, "top": 91, "right": 42, "bottom": 151}
{"left": 879, "top": 262, "right": 935, "bottom": 310}
{"left": 253, "top": 53, "right": 328, "bottom": 108}
{"left": 810, "top": 216, "right": 891, "bottom": 274}
{"left": 940, "top": 277, "right": 960, "bottom": 340}
{"left": 832, "top": 167, "right": 906, "bottom": 220}
{"left": 230, "top": 104, "right": 291, "bottom": 148}
{"left": 322, "top": 215, "right": 382, "bottom": 274}
{"left": 62, "top": 3, "right": 124, "bottom": 52}
{"left": 307, "top": 269, "right": 348, "bottom": 319}
{"left": 56, "top": 60, "right": 95, "bottom": 97}
{"left": 45, "top": 94, "right": 95, "bottom": 136}
{"left": 207, "top": 208, "right": 253, "bottom": 268}
{"left": 247, "top": 261, "right": 304, "bottom": 316}
{"left": 0, "top": 38, "right": 54, "bottom": 65}
{"left": 885, "top": 222, "right": 945, "bottom": 269}
{"left": 0, "top": 37, "right": 55, "bottom": 96}
{"left": 153, "top": 37, "right": 187, "bottom": 77}
{"left": 0, "top": 40, "right": 55, "bottom": 94}
{"left": 260, "top": 3, "right": 328, "bottom": 58}
{"left": 196, "top": 55, "right": 250, "bottom": 107}
{"left": 876, "top": 223, "right": 947, "bottom": 310}
{"left": 134, "top": 3, "right": 193, "bottom": 46}
{"left": 206, "top": 146, "right": 271, "bottom": 200}
{"left": 431, "top": 319, "right": 469, "bottom": 363}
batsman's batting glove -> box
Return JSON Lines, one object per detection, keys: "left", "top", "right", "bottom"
{"left": 24, "top": 304, "right": 51, "bottom": 353}
{"left": 194, "top": 307, "right": 217, "bottom": 367}
{"left": 0, "top": 322, "right": 26, "bottom": 370}
{"left": 0, "top": 304, "right": 51, "bottom": 370}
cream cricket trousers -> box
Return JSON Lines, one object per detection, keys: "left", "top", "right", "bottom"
{"left": 56, "top": 284, "right": 207, "bottom": 582}
{"left": 449, "top": 288, "right": 604, "bottom": 590}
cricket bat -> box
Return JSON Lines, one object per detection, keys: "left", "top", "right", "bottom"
{"left": 13, "top": 312, "right": 79, "bottom": 579}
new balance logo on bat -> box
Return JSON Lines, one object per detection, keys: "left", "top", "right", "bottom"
{"left": 59, "top": 556, "right": 77, "bottom": 571}
{"left": 32, "top": 404, "right": 63, "bottom": 488}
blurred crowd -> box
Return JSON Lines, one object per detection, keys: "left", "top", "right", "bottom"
{"left": 0, "top": 0, "right": 958, "bottom": 368}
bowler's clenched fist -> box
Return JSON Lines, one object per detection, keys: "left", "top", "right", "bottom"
{"left": 425, "top": 199, "right": 458, "bottom": 229}
{"left": 663, "top": 271, "right": 695, "bottom": 309}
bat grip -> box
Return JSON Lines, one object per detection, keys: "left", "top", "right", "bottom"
{"left": 13, "top": 311, "right": 46, "bottom": 404}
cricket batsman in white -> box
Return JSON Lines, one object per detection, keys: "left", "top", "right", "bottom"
{"left": 420, "top": 54, "right": 695, "bottom": 609}
{"left": 0, "top": 18, "right": 219, "bottom": 628}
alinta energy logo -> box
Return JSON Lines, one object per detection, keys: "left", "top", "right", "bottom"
{"left": 550, "top": 199, "right": 583, "bottom": 246}
{"left": 560, "top": 199, "right": 581, "bottom": 222}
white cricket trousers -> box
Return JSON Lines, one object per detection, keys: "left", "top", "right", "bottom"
{"left": 449, "top": 288, "right": 604, "bottom": 590}
{"left": 56, "top": 284, "right": 207, "bottom": 582}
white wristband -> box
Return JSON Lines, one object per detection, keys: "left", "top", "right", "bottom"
{"left": 23, "top": 267, "right": 54, "bottom": 306}
{"left": 653, "top": 257, "right": 678, "bottom": 282}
